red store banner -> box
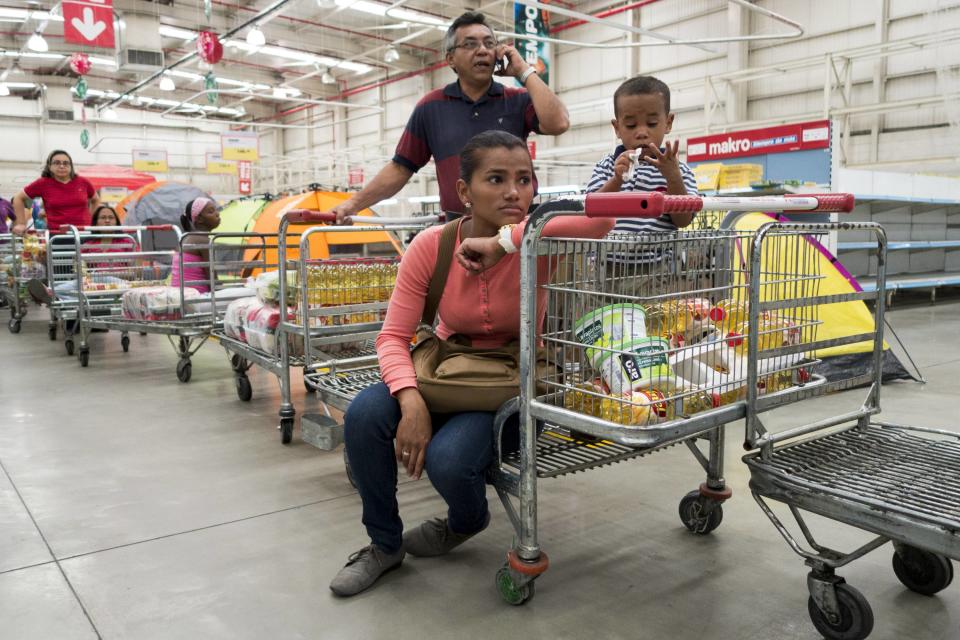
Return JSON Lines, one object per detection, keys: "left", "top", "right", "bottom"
{"left": 686, "top": 120, "right": 830, "bottom": 162}
{"left": 238, "top": 161, "right": 252, "bottom": 195}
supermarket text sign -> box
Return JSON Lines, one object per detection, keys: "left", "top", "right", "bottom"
{"left": 686, "top": 120, "right": 830, "bottom": 162}
{"left": 131, "top": 148, "right": 168, "bottom": 172}
{"left": 221, "top": 132, "right": 259, "bottom": 161}
{"left": 206, "top": 152, "right": 237, "bottom": 175}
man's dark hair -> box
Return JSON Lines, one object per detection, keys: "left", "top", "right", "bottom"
{"left": 613, "top": 75, "right": 671, "bottom": 116}
{"left": 459, "top": 130, "right": 529, "bottom": 182}
{"left": 443, "top": 11, "right": 495, "bottom": 55}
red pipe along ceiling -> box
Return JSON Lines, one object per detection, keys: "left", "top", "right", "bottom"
{"left": 257, "top": 1, "right": 661, "bottom": 125}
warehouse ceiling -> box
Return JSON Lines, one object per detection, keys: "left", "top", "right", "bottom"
{"left": 0, "top": 0, "right": 548, "bottom": 121}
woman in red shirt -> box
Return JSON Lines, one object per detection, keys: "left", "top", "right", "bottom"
{"left": 11, "top": 150, "right": 98, "bottom": 234}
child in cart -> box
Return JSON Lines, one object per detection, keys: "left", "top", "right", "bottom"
{"left": 585, "top": 75, "right": 700, "bottom": 296}
{"left": 329, "top": 131, "right": 616, "bottom": 597}
{"left": 170, "top": 197, "right": 221, "bottom": 294}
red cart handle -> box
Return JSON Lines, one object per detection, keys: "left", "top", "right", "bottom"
{"left": 583, "top": 192, "right": 670, "bottom": 218}
{"left": 284, "top": 209, "right": 338, "bottom": 224}
{"left": 584, "top": 192, "right": 855, "bottom": 217}
{"left": 784, "top": 193, "right": 855, "bottom": 212}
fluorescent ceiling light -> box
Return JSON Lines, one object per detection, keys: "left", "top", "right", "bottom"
{"left": 27, "top": 33, "right": 49, "bottom": 52}
{"left": 3, "top": 82, "right": 36, "bottom": 88}
{"left": 334, "top": 0, "right": 445, "bottom": 26}
{"left": 246, "top": 26, "right": 266, "bottom": 47}
{"left": 159, "top": 75, "right": 176, "bottom": 91}
{"left": 168, "top": 69, "right": 203, "bottom": 82}
{"left": 407, "top": 195, "right": 440, "bottom": 204}
{"left": 87, "top": 55, "right": 117, "bottom": 69}
{"left": 0, "top": 84, "right": 9, "bottom": 96}
{"left": 0, "top": 51, "right": 63, "bottom": 60}
{"left": 158, "top": 25, "right": 199, "bottom": 41}
{"left": 226, "top": 40, "right": 372, "bottom": 75}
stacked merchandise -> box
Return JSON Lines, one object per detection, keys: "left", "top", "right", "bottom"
{"left": 563, "top": 298, "right": 808, "bottom": 428}
{"left": 223, "top": 270, "right": 303, "bottom": 357}
{"left": 121, "top": 286, "right": 202, "bottom": 321}
{"left": 2, "top": 235, "right": 46, "bottom": 291}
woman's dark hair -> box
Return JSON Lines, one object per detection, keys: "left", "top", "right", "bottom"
{"left": 41, "top": 149, "right": 77, "bottom": 179}
{"left": 92, "top": 204, "right": 119, "bottom": 226}
{"left": 459, "top": 130, "right": 530, "bottom": 182}
{"left": 181, "top": 199, "right": 197, "bottom": 231}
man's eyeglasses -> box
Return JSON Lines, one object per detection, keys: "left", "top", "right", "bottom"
{"left": 453, "top": 38, "right": 498, "bottom": 52}
{"left": 50, "top": 160, "right": 72, "bottom": 167}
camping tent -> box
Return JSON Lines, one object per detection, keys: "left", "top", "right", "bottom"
{"left": 217, "top": 197, "right": 271, "bottom": 240}
{"left": 724, "top": 210, "right": 911, "bottom": 382}
{"left": 78, "top": 165, "right": 157, "bottom": 193}
{"left": 242, "top": 191, "right": 401, "bottom": 273}
{"left": 117, "top": 182, "right": 210, "bottom": 226}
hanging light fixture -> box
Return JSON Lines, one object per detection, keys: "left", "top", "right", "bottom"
{"left": 321, "top": 69, "right": 336, "bottom": 84}
{"left": 101, "top": 107, "right": 118, "bottom": 120}
{"left": 159, "top": 74, "right": 176, "bottom": 91}
{"left": 10, "top": 60, "right": 24, "bottom": 75}
{"left": 245, "top": 26, "right": 266, "bottom": 47}
{"left": 0, "top": 83, "right": 9, "bottom": 97}
{"left": 383, "top": 46, "right": 399, "bottom": 63}
{"left": 27, "top": 32, "right": 48, "bottom": 53}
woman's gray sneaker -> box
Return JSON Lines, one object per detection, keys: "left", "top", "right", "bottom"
{"left": 329, "top": 545, "right": 405, "bottom": 597}
{"left": 403, "top": 512, "right": 490, "bottom": 557}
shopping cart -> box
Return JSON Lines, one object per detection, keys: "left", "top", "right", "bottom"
{"left": 45, "top": 228, "right": 99, "bottom": 353}
{"left": 292, "top": 212, "right": 440, "bottom": 456}
{"left": 491, "top": 191, "right": 857, "bottom": 605}
{"left": 741, "top": 218, "right": 959, "bottom": 640}
{"left": 0, "top": 231, "right": 46, "bottom": 333}
{"left": 70, "top": 224, "right": 221, "bottom": 375}
{"left": 215, "top": 210, "right": 439, "bottom": 445}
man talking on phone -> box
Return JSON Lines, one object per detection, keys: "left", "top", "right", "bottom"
{"left": 331, "top": 11, "right": 569, "bottom": 223}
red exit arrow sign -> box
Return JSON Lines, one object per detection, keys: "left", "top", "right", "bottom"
{"left": 63, "top": 0, "right": 115, "bottom": 49}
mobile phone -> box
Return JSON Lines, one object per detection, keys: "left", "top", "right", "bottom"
{"left": 494, "top": 55, "right": 506, "bottom": 75}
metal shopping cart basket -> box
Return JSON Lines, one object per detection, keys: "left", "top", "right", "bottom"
{"left": 0, "top": 231, "right": 47, "bottom": 333}
{"left": 45, "top": 227, "right": 101, "bottom": 354}
{"left": 266, "top": 210, "right": 438, "bottom": 445}
{"left": 740, "top": 217, "right": 959, "bottom": 640}
{"left": 72, "top": 224, "right": 247, "bottom": 377}
{"left": 491, "top": 191, "right": 857, "bottom": 605}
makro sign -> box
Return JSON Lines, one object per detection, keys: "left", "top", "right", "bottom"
{"left": 514, "top": 3, "right": 550, "bottom": 85}
{"left": 686, "top": 120, "right": 829, "bottom": 162}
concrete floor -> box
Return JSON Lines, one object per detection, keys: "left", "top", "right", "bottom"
{"left": 1, "top": 299, "right": 959, "bottom": 640}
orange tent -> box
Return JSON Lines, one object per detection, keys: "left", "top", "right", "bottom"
{"left": 242, "top": 191, "right": 402, "bottom": 272}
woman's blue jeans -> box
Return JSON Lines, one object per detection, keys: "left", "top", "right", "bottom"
{"left": 344, "top": 382, "right": 510, "bottom": 554}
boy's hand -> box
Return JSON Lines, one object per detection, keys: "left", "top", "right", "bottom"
{"left": 613, "top": 150, "right": 635, "bottom": 181}
{"left": 640, "top": 140, "right": 682, "bottom": 180}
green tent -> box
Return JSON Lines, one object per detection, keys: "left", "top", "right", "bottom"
{"left": 217, "top": 197, "right": 271, "bottom": 242}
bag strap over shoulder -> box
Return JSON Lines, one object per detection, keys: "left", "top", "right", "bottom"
{"left": 421, "top": 219, "right": 460, "bottom": 326}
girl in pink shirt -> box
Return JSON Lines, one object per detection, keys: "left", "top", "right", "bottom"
{"left": 170, "top": 197, "right": 220, "bottom": 294}
{"left": 330, "top": 131, "right": 614, "bottom": 597}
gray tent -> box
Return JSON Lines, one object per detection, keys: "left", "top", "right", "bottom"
{"left": 120, "top": 182, "right": 210, "bottom": 251}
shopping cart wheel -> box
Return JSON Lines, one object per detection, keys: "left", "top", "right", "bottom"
{"left": 8, "top": 318, "right": 21, "bottom": 333}
{"left": 176, "top": 358, "right": 192, "bottom": 383}
{"left": 65, "top": 339, "right": 75, "bottom": 356}
{"left": 48, "top": 324, "right": 57, "bottom": 341}
{"left": 495, "top": 565, "right": 535, "bottom": 606}
{"left": 121, "top": 335, "right": 130, "bottom": 353}
{"left": 343, "top": 449, "right": 356, "bottom": 489}
{"left": 807, "top": 583, "right": 873, "bottom": 640}
{"left": 678, "top": 490, "right": 723, "bottom": 534}
{"left": 304, "top": 374, "right": 315, "bottom": 393}
{"left": 892, "top": 545, "right": 954, "bottom": 596}
{"left": 78, "top": 348, "right": 89, "bottom": 368}
{"left": 280, "top": 417, "right": 294, "bottom": 444}
{"left": 236, "top": 375, "right": 253, "bottom": 402}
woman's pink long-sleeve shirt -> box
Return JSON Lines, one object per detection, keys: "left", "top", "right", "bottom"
{"left": 376, "top": 215, "right": 615, "bottom": 395}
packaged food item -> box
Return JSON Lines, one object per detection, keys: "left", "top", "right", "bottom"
{"left": 594, "top": 337, "right": 673, "bottom": 395}
{"left": 711, "top": 298, "right": 748, "bottom": 333}
{"left": 252, "top": 270, "right": 298, "bottom": 305}
{"left": 223, "top": 296, "right": 259, "bottom": 340}
{"left": 574, "top": 303, "right": 647, "bottom": 362}
{"left": 241, "top": 299, "right": 304, "bottom": 357}
{"left": 562, "top": 378, "right": 608, "bottom": 417}
{"left": 121, "top": 286, "right": 201, "bottom": 320}
{"left": 645, "top": 298, "right": 717, "bottom": 344}
{"left": 725, "top": 314, "right": 801, "bottom": 356}
{"left": 599, "top": 389, "right": 672, "bottom": 426}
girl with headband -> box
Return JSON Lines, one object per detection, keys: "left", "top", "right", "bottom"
{"left": 170, "top": 197, "right": 221, "bottom": 294}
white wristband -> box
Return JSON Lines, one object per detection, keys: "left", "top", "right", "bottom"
{"left": 497, "top": 224, "right": 518, "bottom": 254}
{"left": 518, "top": 67, "right": 537, "bottom": 86}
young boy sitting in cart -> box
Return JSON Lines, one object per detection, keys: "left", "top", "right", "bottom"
{"left": 585, "top": 75, "right": 700, "bottom": 295}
